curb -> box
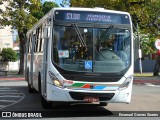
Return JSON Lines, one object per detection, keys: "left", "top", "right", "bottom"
{"left": 133, "top": 80, "right": 160, "bottom": 84}
{"left": 0, "top": 78, "right": 25, "bottom": 81}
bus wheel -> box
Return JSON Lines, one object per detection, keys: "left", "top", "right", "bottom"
{"left": 27, "top": 70, "right": 34, "bottom": 93}
{"left": 28, "top": 83, "right": 35, "bottom": 93}
{"left": 41, "top": 95, "right": 52, "bottom": 109}
{"left": 99, "top": 102, "right": 108, "bottom": 106}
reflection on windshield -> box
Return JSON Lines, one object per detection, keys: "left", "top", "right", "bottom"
{"left": 52, "top": 25, "right": 131, "bottom": 73}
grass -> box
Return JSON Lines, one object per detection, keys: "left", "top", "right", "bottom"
{"left": 134, "top": 73, "right": 153, "bottom": 77}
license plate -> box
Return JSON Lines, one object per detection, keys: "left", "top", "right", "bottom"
{"left": 84, "top": 96, "right": 99, "bottom": 102}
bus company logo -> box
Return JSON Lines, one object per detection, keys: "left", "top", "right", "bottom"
{"left": 59, "top": 52, "right": 64, "bottom": 55}
{"left": 2, "top": 112, "right": 11, "bottom": 117}
{"left": 63, "top": 80, "right": 73, "bottom": 85}
{"left": 90, "top": 84, "right": 95, "bottom": 89}
{"left": 58, "top": 50, "right": 69, "bottom": 58}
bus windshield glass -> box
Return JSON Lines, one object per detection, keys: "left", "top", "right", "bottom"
{"left": 52, "top": 24, "right": 131, "bottom": 73}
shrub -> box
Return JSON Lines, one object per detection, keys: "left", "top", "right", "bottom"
{"left": 0, "top": 48, "right": 18, "bottom": 62}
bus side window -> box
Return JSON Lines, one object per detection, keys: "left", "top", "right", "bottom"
{"left": 37, "top": 27, "right": 41, "bottom": 52}
{"left": 28, "top": 36, "right": 30, "bottom": 53}
{"left": 29, "top": 35, "right": 32, "bottom": 54}
{"left": 40, "top": 24, "right": 45, "bottom": 52}
{"left": 34, "top": 34, "right": 37, "bottom": 53}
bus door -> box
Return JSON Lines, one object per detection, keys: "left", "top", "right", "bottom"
{"left": 29, "top": 33, "right": 35, "bottom": 86}
{"left": 42, "top": 25, "right": 50, "bottom": 96}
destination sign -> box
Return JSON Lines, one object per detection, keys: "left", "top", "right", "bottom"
{"left": 54, "top": 10, "right": 130, "bottom": 24}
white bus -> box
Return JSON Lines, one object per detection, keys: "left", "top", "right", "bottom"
{"left": 25, "top": 7, "right": 133, "bottom": 108}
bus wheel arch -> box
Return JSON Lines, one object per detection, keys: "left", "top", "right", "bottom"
{"left": 38, "top": 72, "right": 52, "bottom": 109}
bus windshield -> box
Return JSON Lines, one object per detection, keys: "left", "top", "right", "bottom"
{"left": 52, "top": 24, "right": 131, "bottom": 73}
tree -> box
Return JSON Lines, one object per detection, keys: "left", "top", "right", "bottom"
{"left": 0, "top": 48, "right": 18, "bottom": 71}
{"left": 31, "top": 1, "right": 59, "bottom": 20}
{"left": 0, "top": 48, "right": 18, "bottom": 62}
{"left": 0, "top": 0, "right": 41, "bottom": 74}
{"left": 64, "top": 0, "right": 160, "bottom": 42}
{"left": 42, "top": 1, "right": 59, "bottom": 15}
{"left": 0, "top": 0, "right": 59, "bottom": 75}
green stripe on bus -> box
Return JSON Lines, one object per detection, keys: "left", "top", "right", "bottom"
{"left": 71, "top": 83, "right": 85, "bottom": 87}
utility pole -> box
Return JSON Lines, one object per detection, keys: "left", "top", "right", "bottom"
{"left": 137, "top": 23, "right": 142, "bottom": 74}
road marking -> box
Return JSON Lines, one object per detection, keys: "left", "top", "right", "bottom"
{"left": 0, "top": 90, "right": 18, "bottom": 92}
{"left": 0, "top": 100, "right": 17, "bottom": 102}
{"left": 0, "top": 95, "right": 23, "bottom": 98}
{"left": 0, "top": 87, "right": 11, "bottom": 90}
{"left": 0, "top": 87, "right": 25, "bottom": 109}
{"left": 0, "top": 105, "right": 5, "bottom": 108}
{"left": 145, "top": 83, "right": 160, "bottom": 87}
{"left": 0, "top": 93, "right": 22, "bottom": 95}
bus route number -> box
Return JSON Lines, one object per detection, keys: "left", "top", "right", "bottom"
{"left": 66, "top": 13, "right": 80, "bottom": 20}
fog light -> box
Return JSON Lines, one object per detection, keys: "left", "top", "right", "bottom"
{"left": 53, "top": 79, "right": 63, "bottom": 87}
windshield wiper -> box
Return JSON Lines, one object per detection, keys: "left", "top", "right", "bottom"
{"left": 101, "top": 25, "right": 113, "bottom": 41}
{"left": 72, "top": 24, "right": 87, "bottom": 48}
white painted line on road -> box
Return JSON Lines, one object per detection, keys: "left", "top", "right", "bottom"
{"left": 145, "top": 83, "right": 160, "bottom": 87}
{"left": 0, "top": 87, "right": 25, "bottom": 110}
{"left": 145, "top": 83, "right": 155, "bottom": 86}
{"left": 0, "top": 95, "right": 23, "bottom": 98}
{"left": 0, "top": 87, "right": 11, "bottom": 90}
{"left": 0, "top": 90, "right": 18, "bottom": 92}
{"left": 0, "top": 93, "right": 22, "bottom": 95}
{"left": 0, "top": 105, "right": 5, "bottom": 108}
{"left": 0, "top": 100, "right": 17, "bottom": 102}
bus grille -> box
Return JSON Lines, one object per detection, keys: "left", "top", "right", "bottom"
{"left": 69, "top": 92, "right": 114, "bottom": 101}
{"left": 63, "top": 74, "right": 121, "bottom": 82}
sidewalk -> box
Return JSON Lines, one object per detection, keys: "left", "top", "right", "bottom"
{"left": 0, "top": 71, "right": 25, "bottom": 81}
{"left": 134, "top": 72, "right": 160, "bottom": 84}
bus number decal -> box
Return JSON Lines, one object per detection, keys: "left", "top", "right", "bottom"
{"left": 66, "top": 13, "right": 80, "bottom": 20}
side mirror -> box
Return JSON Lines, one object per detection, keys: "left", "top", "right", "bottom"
{"left": 44, "top": 26, "right": 50, "bottom": 39}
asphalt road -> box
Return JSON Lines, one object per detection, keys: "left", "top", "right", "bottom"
{"left": 0, "top": 80, "right": 160, "bottom": 119}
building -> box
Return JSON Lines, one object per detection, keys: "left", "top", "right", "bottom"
{"left": 0, "top": 27, "right": 14, "bottom": 51}
{"left": 0, "top": 1, "right": 13, "bottom": 52}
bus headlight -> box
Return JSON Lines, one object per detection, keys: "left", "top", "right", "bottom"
{"left": 49, "top": 72, "right": 63, "bottom": 88}
{"left": 118, "top": 75, "right": 133, "bottom": 90}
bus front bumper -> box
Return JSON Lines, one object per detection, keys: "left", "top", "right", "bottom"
{"left": 46, "top": 83, "right": 132, "bottom": 103}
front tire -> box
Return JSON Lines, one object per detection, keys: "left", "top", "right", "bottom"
{"left": 28, "top": 83, "right": 35, "bottom": 93}
{"left": 39, "top": 73, "right": 52, "bottom": 109}
{"left": 26, "top": 70, "right": 34, "bottom": 93}
{"left": 41, "top": 95, "right": 52, "bottom": 109}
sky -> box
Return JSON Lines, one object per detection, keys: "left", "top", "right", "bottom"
{"left": 41, "top": 0, "right": 63, "bottom": 6}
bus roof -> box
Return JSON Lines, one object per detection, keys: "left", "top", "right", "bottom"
{"left": 27, "top": 7, "right": 130, "bottom": 35}
{"left": 54, "top": 7, "right": 130, "bottom": 15}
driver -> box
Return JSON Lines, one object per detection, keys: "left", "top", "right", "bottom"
{"left": 101, "top": 34, "right": 115, "bottom": 50}
{"left": 106, "top": 35, "right": 115, "bottom": 49}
